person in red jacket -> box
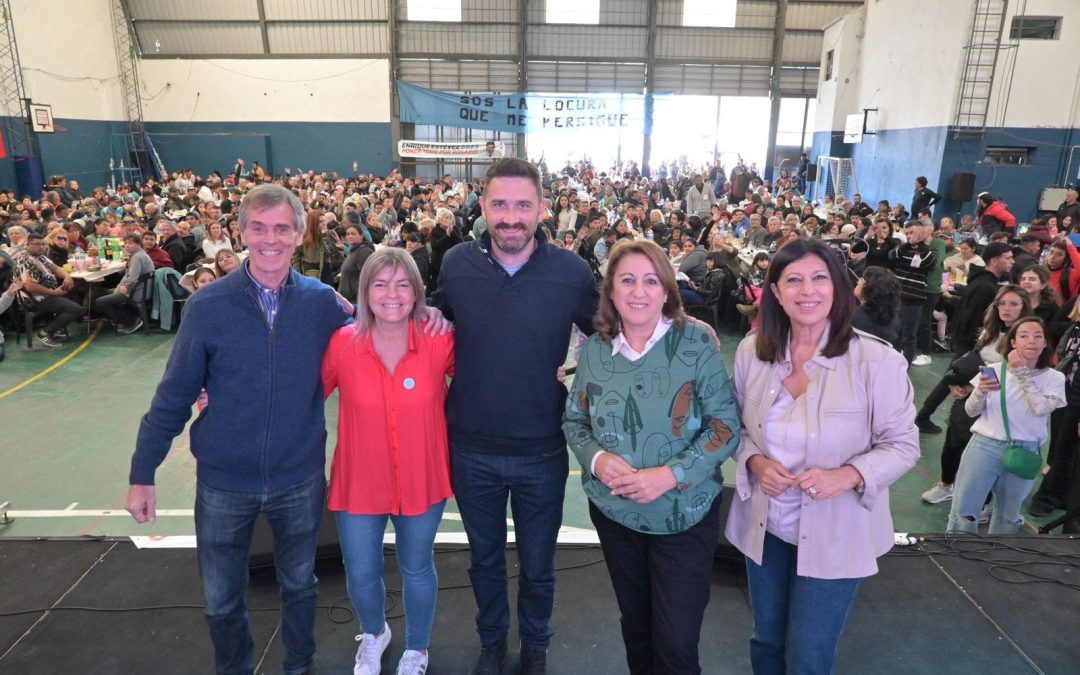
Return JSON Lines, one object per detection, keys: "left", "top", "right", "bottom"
{"left": 977, "top": 193, "right": 1017, "bottom": 237}
{"left": 1047, "top": 238, "right": 1080, "bottom": 302}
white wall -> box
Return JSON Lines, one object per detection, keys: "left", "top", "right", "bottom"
{"left": 138, "top": 59, "right": 391, "bottom": 124}
{"left": 990, "top": 0, "right": 1080, "bottom": 128}
{"left": 854, "top": 0, "right": 971, "bottom": 131}
{"left": 11, "top": 0, "right": 124, "bottom": 120}
{"left": 814, "top": 9, "right": 864, "bottom": 133}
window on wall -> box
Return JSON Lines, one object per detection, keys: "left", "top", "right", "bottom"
{"left": 407, "top": 0, "right": 462, "bottom": 22}
{"left": 547, "top": 0, "right": 599, "bottom": 24}
{"left": 824, "top": 50, "right": 834, "bottom": 81}
{"left": 1009, "top": 16, "right": 1062, "bottom": 40}
{"left": 683, "top": 0, "right": 737, "bottom": 28}
{"left": 776, "top": 98, "right": 816, "bottom": 150}
{"left": 984, "top": 146, "right": 1032, "bottom": 166}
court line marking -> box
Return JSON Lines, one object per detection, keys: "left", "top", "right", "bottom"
{"left": 6, "top": 508, "right": 595, "bottom": 535}
{"left": 127, "top": 530, "right": 603, "bottom": 548}
{"left": 0, "top": 321, "right": 104, "bottom": 399}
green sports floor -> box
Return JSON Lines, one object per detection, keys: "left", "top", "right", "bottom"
{"left": 0, "top": 319, "right": 1066, "bottom": 541}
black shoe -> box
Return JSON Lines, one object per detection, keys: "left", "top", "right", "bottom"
{"left": 518, "top": 648, "right": 546, "bottom": 675}
{"left": 916, "top": 417, "right": 942, "bottom": 434}
{"left": 470, "top": 640, "right": 507, "bottom": 675}
{"left": 35, "top": 330, "right": 62, "bottom": 348}
{"left": 118, "top": 319, "right": 144, "bottom": 335}
{"left": 1027, "top": 498, "right": 1060, "bottom": 517}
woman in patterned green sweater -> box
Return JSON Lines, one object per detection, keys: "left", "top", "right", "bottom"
{"left": 563, "top": 239, "right": 740, "bottom": 675}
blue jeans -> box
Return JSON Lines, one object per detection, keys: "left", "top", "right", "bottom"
{"left": 334, "top": 500, "right": 446, "bottom": 650}
{"left": 194, "top": 471, "right": 326, "bottom": 675}
{"left": 745, "top": 533, "right": 863, "bottom": 675}
{"left": 451, "top": 446, "right": 568, "bottom": 652}
{"left": 947, "top": 432, "right": 1040, "bottom": 535}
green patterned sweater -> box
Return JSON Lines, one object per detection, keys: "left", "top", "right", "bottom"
{"left": 562, "top": 321, "right": 740, "bottom": 534}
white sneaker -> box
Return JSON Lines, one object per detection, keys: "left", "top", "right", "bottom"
{"left": 922, "top": 482, "right": 954, "bottom": 504}
{"left": 977, "top": 504, "right": 990, "bottom": 524}
{"left": 912, "top": 354, "right": 932, "bottom": 366}
{"left": 354, "top": 626, "right": 391, "bottom": 675}
{"left": 396, "top": 649, "right": 429, "bottom": 675}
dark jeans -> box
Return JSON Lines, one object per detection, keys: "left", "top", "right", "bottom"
{"left": 745, "top": 533, "right": 862, "bottom": 675}
{"left": 33, "top": 295, "right": 83, "bottom": 335}
{"left": 194, "top": 471, "right": 325, "bottom": 675}
{"left": 918, "top": 291, "right": 941, "bottom": 353}
{"left": 899, "top": 302, "right": 923, "bottom": 363}
{"left": 590, "top": 498, "right": 721, "bottom": 675}
{"left": 93, "top": 291, "right": 139, "bottom": 327}
{"left": 916, "top": 378, "right": 950, "bottom": 423}
{"left": 450, "top": 445, "right": 567, "bottom": 652}
{"left": 1033, "top": 404, "right": 1080, "bottom": 509}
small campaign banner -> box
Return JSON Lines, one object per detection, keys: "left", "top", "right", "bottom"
{"left": 398, "top": 140, "right": 506, "bottom": 159}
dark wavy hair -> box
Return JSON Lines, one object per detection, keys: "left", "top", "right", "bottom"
{"left": 754, "top": 237, "right": 855, "bottom": 362}
{"left": 858, "top": 266, "right": 901, "bottom": 324}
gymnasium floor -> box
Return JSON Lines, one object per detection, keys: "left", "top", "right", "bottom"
{"left": 0, "top": 319, "right": 1065, "bottom": 540}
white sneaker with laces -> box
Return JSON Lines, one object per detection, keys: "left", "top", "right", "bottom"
{"left": 396, "top": 649, "right": 429, "bottom": 675}
{"left": 921, "top": 482, "right": 954, "bottom": 504}
{"left": 354, "top": 625, "right": 391, "bottom": 675}
{"left": 912, "top": 354, "right": 932, "bottom": 366}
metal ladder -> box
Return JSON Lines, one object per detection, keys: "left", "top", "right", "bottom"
{"left": 953, "top": 0, "right": 1009, "bottom": 134}
{"left": 0, "top": 1, "right": 31, "bottom": 157}
{"left": 109, "top": 0, "right": 150, "bottom": 179}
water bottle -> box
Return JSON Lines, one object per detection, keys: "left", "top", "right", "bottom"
{"left": 74, "top": 245, "right": 86, "bottom": 271}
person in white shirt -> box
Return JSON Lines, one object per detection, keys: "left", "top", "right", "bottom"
{"left": 202, "top": 221, "right": 234, "bottom": 259}
{"left": 948, "top": 317, "right": 1066, "bottom": 534}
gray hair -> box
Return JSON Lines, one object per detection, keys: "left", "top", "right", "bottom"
{"left": 435, "top": 207, "right": 455, "bottom": 224}
{"left": 238, "top": 184, "right": 306, "bottom": 237}
{"left": 353, "top": 247, "right": 428, "bottom": 334}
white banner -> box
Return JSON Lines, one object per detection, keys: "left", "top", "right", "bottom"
{"left": 398, "top": 140, "right": 506, "bottom": 159}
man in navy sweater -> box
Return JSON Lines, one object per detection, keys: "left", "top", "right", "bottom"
{"left": 434, "top": 159, "right": 599, "bottom": 675}
{"left": 126, "top": 185, "right": 351, "bottom": 675}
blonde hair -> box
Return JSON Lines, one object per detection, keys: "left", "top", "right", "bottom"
{"left": 353, "top": 247, "right": 428, "bottom": 333}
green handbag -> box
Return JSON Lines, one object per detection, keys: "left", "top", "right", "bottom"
{"left": 998, "top": 364, "right": 1044, "bottom": 480}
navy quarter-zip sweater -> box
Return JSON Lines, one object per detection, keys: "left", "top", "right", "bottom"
{"left": 130, "top": 263, "right": 351, "bottom": 492}
{"left": 433, "top": 229, "right": 599, "bottom": 455}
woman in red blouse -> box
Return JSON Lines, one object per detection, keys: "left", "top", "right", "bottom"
{"left": 322, "top": 247, "right": 454, "bottom": 675}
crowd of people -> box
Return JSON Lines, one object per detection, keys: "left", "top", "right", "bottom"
{"left": 0, "top": 154, "right": 1078, "bottom": 674}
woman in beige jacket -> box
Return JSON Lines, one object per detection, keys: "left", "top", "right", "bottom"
{"left": 724, "top": 238, "right": 920, "bottom": 674}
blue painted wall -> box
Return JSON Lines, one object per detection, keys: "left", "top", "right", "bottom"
{"left": 0, "top": 117, "right": 128, "bottom": 197}
{"left": 0, "top": 118, "right": 394, "bottom": 196}
{"left": 144, "top": 121, "right": 393, "bottom": 179}
{"left": 811, "top": 125, "right": 1080, "bottom": 222}
{"left": 939, "top": 127, "right": 1079, "bottom": 222}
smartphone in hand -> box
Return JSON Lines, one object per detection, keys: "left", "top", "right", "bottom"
{"left": 979, "top": 366, "right": 999, "bottom": 385}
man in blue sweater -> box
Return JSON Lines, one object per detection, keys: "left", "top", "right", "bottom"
{"left": 126, "top": 185, "right": 351, "bottom": 675}
{"left": 433, "top": 159, "right": 599, "bottom": 675}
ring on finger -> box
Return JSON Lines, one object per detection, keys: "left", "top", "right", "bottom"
{"left": 807, "top": 486, "right": 818, "bottom": 497}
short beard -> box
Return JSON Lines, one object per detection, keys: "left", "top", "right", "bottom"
{"left": 489, "top": 221, "right": 535, "bottom": 255}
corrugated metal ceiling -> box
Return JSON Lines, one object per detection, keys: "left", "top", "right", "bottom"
{"left": 123, "top": 0, "right": 859, "bottom": 93}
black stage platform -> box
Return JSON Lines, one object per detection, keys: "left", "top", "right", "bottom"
{"left": 1, "top": 535, "right": 1077, "bottom": 674}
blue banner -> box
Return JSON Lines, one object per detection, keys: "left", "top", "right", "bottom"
{"left": 397, "top": 81, "right": 648, "bottom": 134}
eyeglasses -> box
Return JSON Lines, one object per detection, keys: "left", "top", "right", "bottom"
{"left": 55, "top": 236, "right": 68, "bottom": 242}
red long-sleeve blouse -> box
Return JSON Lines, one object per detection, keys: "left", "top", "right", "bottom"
{"left": 322, "top": 322, "right": 455, "bottom": 515}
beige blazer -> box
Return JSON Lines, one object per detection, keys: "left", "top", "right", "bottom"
{"left": 724, "top": 329, "right": 920, "bottom": 579}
